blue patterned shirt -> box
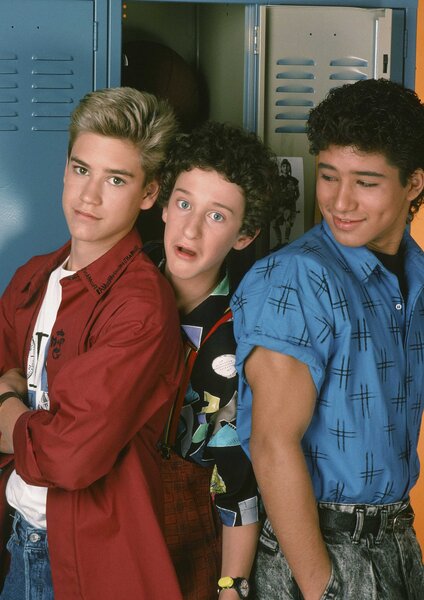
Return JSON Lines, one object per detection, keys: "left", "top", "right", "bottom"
{"left": 231, "top": 222, "right": 424, "bottom": 504}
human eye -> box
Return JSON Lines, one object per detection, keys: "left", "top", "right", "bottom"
{"left": 208, "top": 211, "right": 225, "bottom": 222}
{"left": 108, "top": 176, "right": 125, "bottom": 187}
{"left": 319, "top": 172, "right": 337, "bottom": 182}
{"left": 73, "top": 165, "right": 88, "bottom": 176}
{"left": 357, "top": 179, "right": 378, "bottom": 188}
{"left": 177, "top": 199, "right": 191, "bottom": 210}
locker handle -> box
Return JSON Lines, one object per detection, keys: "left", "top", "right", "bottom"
{"left": 383, "top": 54, "right": 389, "bottom": 74}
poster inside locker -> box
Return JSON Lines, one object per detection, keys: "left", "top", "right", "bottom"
{"left": 270, "top": 156, "right": 304, "bottom": 250}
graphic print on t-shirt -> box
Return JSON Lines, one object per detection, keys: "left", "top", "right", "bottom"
{"left": 25, "top": 261, "right": 72, "bottom": 411}
{"left": 27, "top": 331, "right": 51, "bottom": 410}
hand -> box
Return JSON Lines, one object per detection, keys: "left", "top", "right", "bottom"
{"left": 0, "top": 368, "right": 27, "bottom": 398}
{"left": 0, "top": 368, "right": 29, "bottom": 453}
{"left": 0, "top": 393, "right": 30, "bottom": 454}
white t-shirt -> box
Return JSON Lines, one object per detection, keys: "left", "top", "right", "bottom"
{"left": 6, "top": 259, "right": 74, "bottom": 528}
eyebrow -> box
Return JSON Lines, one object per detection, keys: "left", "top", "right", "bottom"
{"left": 318, "top": 162, "right": 386, "bottom": 178}
{"left": 70, "top": 155, "right": 135, "bottom": 178}
{"left": 174, "top": 187, "right": 236, "bottom": 214}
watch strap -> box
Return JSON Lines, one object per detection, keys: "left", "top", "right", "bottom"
{"left": 0, "top": 391, "right": 23, "bottom": 408}
{"left": 217, "top": 576, "right": 250, "bottom": 598}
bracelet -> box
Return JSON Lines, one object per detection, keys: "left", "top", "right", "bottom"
{"left": 0, "top": 391, "right": 23, "bottom": 408}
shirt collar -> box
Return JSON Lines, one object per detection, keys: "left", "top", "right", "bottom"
{"left": 75, "top": 228, "right": 143, "bottom": 298}
{"left": 180, "top": 273, "right": 230, "bottom": 350}
{"left": 401, "top": 228, "right": 424, "bottom": 297}
{"left": 321, "top": 220, "right": 397, "bottom": 283}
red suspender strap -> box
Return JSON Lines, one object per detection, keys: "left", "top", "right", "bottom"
{"left": 200, "top": 308, "right": 232, "bottom": 346}
{"left": 159, "top": 308, "right": 233, "bottom": 457}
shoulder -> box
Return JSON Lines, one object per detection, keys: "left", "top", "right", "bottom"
{"left": 141, "top": 240, "right": 164, "bottom": 267}
{"left": 2, "top": 243, "right": 70, "bottom": 298}
{"left": 238, "top": 225, "right": 343, "bottom": 292}
{"left": 404, "top": 230, "right": 424, "bottom": 261}
{"left": 111, "top": 250, "right": 176, "bottom": 315}
{"left": 87, "top": 256, "right": 180, "bottom": 348}
{"left": 23, "top": 244, "right": 69, "bottom": 276}
{"left": 231, "top": 226, "right": 355, "bottom": 336}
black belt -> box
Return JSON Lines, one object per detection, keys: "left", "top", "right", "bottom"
{"left": 318, "top": 502, "right": 414, "bottom": 543}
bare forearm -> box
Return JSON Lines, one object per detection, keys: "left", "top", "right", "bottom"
{"left": 219, "top": 522, "right": 260, "bottom": 599}
{"left": 251, "top": 438, "right": 331, "bottom": 600}
{"left": 221, "top": 521, "right": 260, "bottom": 576}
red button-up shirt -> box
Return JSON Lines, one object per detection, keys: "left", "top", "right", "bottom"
{"left": 0, "top": 228, "right": 184, "bottom": 599}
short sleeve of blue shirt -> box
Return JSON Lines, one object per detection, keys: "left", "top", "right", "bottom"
{"left": 230, "top": 233, "right": 336, "bottom": 457}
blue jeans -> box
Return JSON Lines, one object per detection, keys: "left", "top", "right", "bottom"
{"left": 254, "top": 500, "right": 424, "bottom": 599}
{"left": 0, "top": 511, "right": 54, "bottom": 600}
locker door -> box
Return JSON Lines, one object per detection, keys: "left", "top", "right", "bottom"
{"left": 257, "top": 6, "right": 403, "bottom": 242}
{"left": 0, "top": 0, "right": 95, "bottom": 293}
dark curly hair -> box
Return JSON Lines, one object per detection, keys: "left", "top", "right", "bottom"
{"left": 306, "top": 78, "right": 424, "bottom": 220}
{"left": 158, "top": 121, "right": 280, "bottom": 236}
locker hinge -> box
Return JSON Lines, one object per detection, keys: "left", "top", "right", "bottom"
{"left": 253, "top": 25, "right": 260, "bottom": 55}
{"left": 93, "top": 21, "right": 98, "bottom": 52}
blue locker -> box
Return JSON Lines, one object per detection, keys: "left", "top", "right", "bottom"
{"left": 0, "top": 0, "right": 113, "bottom": 293}
{"left": 0, "top": 0, "right": 419, "bottom": 292}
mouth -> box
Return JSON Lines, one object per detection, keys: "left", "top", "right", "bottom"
{"left": 333, "top": 215, "right": 364, "bottom": 229}
{"left": 74, "top": 208, "right": 100, "bottom": 220}
{"left": 175, "top": 245, "right": 196, "bottom": 258}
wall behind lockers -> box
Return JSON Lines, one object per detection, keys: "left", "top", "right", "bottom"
{"left": 409, "top": 0, "right": 424, "bottom": 549}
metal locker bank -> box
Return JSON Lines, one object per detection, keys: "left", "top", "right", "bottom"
{"left": 0, "top": 0, "right": 419, "bottom": 291}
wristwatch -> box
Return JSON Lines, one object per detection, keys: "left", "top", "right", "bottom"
{"left": 217, "top": 576, "right": 250, "bottom": 598}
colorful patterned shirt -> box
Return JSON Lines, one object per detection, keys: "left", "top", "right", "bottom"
{"left": 231, "top": 221, "right": 424, "bottom": 505}
{"left": 145, "top": 243, "right": 259, "bottom": 526}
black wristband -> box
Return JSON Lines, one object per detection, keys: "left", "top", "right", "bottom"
{"left": 0, "top": 391, "right": 23, "bottom": 408}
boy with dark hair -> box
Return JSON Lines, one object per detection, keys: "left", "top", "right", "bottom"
{"left": 231, "top": 78, "right": 424, "bottom": 599}
{"left": 146, "top": 120, "right": 280, "bottom": 599}
{"left": 0, "top": 87, "right": 184, "bottom": 600}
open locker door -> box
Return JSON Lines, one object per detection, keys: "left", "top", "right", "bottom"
{"left": 0, "top": 0, "right": 96, "bottom": 293}
{"left": 256, "top": 6, "right": 404, "bottom": 249}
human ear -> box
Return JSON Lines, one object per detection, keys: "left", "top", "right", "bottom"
{"left": 407, "top": 169, "right": 424, "bottom": 202}
{"left": 162, "top": 205, "right": 168, "bottom": 223}
{"left": 140, "top": 180, "right": 160, "bottom": 211}
{"left": 232, "top": 228, "right": 260, "bottom": 251}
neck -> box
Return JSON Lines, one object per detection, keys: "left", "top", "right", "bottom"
{"left": 366, "top": 238, "right": 402, "bottom": 257}
{"left": 67, "top": 240, "right": 113, "bottom": 271}
{"left": 166, "top": 270, "right": 221, "bottom": 315}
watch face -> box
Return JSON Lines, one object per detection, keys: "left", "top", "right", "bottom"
{"left": 236, "top": 578, "right": 250, "bottom": 598}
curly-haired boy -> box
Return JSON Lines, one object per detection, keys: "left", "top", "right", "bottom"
{"left": 146, "top": 120, "right": 280, "bottom": 600}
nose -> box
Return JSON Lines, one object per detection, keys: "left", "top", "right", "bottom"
{"left": 183, "top": 213, "right": 203, "bottom": 240}
{"left": 333, "top": 181, "right": 358, "bottom": 213}
{"left": 80, "top": 177, "right": 102, "bottom": 206}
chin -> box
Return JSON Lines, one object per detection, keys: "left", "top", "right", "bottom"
{"left": 330, "top": 230, "right": 365, "bottom": 248}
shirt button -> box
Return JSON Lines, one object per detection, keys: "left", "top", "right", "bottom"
{"left": 29, "top": 533, "right": 40, "bottom": 543}
{"left": 395, "top": 303, "right": 402, "bottom": 311}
